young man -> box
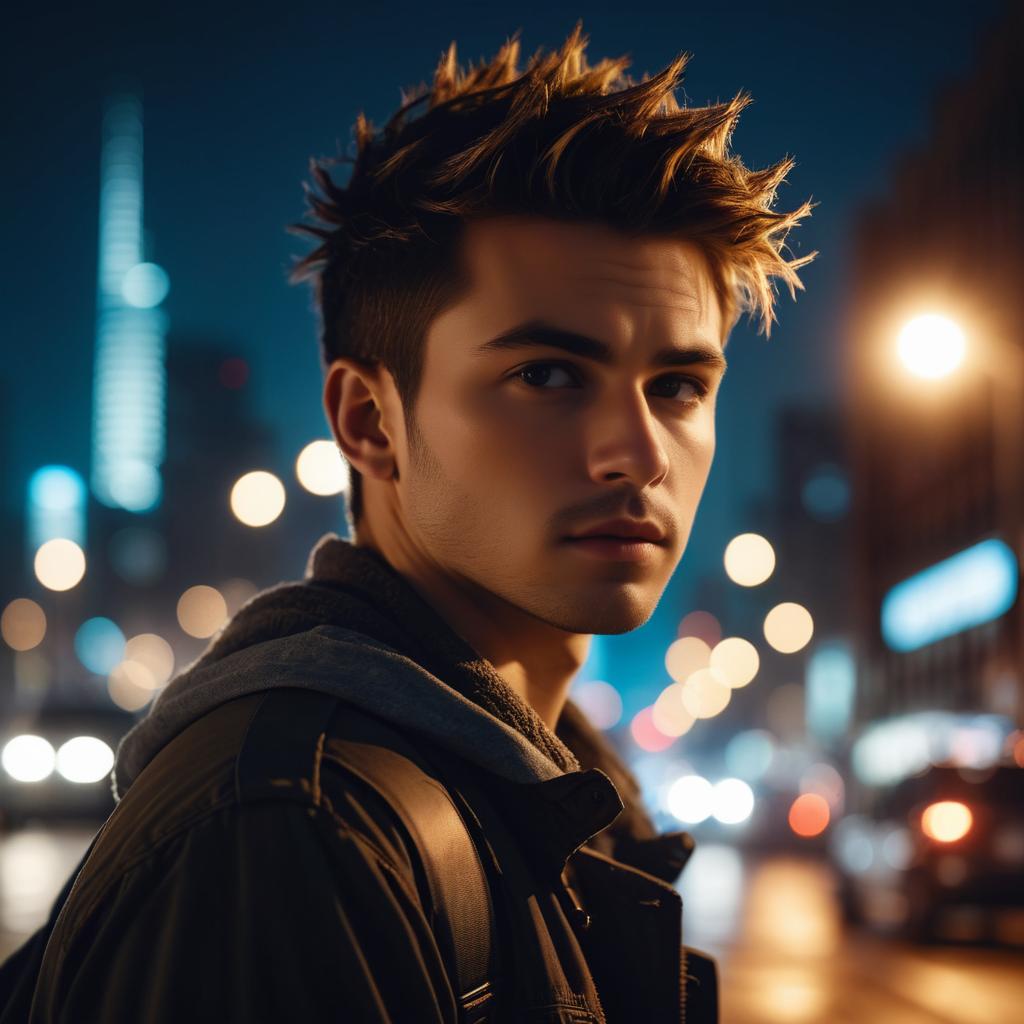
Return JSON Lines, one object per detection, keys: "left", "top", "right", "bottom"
{"left": 0, "top": 22, "right": 813, "bottom": 1023}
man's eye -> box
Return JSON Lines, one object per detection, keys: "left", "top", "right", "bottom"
{"left": 514, "top": 361, "right": 706, "bottom": 404}
{"left": 515, "top": 362, "right": 578, "bottom": 389}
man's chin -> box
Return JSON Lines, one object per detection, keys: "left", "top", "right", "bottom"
{"left": 538, "top": 594, "right": 658, "bottom": 636}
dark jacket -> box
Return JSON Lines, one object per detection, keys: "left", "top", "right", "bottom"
{"left": 0, "top": 535, "right": 718, "bottom": 1022}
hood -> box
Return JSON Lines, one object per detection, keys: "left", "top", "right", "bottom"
{"left": 113, "top": 535, "right": 647, "bottom": 813}
{"left": 112, "top": 533, "right": 678, "bottom": 876}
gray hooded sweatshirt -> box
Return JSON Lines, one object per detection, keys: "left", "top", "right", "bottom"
{"left": 111, "top": 532, "right": 660, "bottom": 852}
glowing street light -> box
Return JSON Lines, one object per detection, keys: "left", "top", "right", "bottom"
{"left": 296, "top": 440, "right": 349, "bottom": 496}
{"left": 34, "top": 538, "right": 86, "bottom": 592}
{"left": 724, "top": 533, "right": 776, "bottom": 587}
{"left": 896, "top": 314, "right": 966, "bottom": 380}
{"left": 230, "top": 471, "right": 286, "bottom": 527}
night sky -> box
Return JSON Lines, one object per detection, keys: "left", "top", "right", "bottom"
{"left": 1, "top": 1, "right": 1007, "bottom": 706}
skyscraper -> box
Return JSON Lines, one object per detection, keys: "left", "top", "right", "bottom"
{"left": 90, "top": 92, "right": 169, "bottom": 514}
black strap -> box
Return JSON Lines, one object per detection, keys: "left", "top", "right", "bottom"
{"left": 236, "top": 689, "right": 496, "bottom": 1022}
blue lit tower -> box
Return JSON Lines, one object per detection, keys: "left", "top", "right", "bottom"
{"left": 90, "top": 92, "right": 169, "bottom": 512}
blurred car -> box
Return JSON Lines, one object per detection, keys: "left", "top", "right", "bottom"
{"left": 0, "top": 698, "right": 138, "bottom": 830}
{"left": 831, "top": 761, "right": 1024, "bottom": 941}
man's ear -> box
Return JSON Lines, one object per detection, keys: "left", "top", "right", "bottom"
{"left": 323, "top": 358, "right": 399, "bottom": 483}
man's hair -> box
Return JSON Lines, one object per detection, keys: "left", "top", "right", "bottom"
{"left": 289, "top": 21, "right": 816, "bottom": 526}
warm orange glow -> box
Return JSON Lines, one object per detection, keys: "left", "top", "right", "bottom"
{"left": 34, "top": 539, "right": 86, "bottom": 592}
{"left": 664, "top": 636, "right": 711, "bottom": 684}
{"left": 652, "top": 683, "right": 695, "bottom": 738}
{"left": 921, "top": 801, "right": 973, "bottom": 843}
{"left": 1012, "top": 734, "right": 1024, "bottom": 769}
{"left": 709, "top": 636, "right": 760, "bottom": 688}
{"left": 763, "top": 602, "right": 814, "bottom": 653}
{"left": 897, "top": 314, "right": 966, "bottom": 380}
{"left": 177, "top": 585, "right": 228, "bottom": 639}
{"left": 788, "top": 793, "right": 830, "bottom": 838}
{"left": 1, "top": 599, "right": 47, "bottom": 652}
{"left": 723, "top": 533, "right": 776, "bottom": 587}
{"left": 681, "top": 668, "right": 732, "bottom": 719}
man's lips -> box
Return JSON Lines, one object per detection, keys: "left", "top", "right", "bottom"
{"left": 564, "top": 518, "right": 667, "bottom": 544}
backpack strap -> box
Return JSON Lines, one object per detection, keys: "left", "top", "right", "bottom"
{"left": 236, "top": 688, "right": 496, "bottom": 1023}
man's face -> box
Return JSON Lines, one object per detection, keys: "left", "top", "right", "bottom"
{"left": 390, "top": 216, "right": 725, "bottom": 636}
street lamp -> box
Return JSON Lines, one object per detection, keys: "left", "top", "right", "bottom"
{"left": 895, "top": 311, "right": 1024, "bottom": 708}
{"left": 896, "top": 313, "right": 966, "bottom": 380}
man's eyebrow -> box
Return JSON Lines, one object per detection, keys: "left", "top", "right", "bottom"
{"left": 474, "top": 320, "right": 728, "bottom": 375}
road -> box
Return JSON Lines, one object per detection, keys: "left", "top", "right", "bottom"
{"left": 678, "top": 842, "right": 1024, "bottom": 1023}
{"left": 1, "top": 827, "right": 1022, "bottom": 1022}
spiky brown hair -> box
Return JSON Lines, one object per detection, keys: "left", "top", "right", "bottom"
{"left": 290, "top": 20, "right": 816, "bottom": 526}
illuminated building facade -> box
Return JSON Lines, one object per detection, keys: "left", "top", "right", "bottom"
{"left": 846, "top": 8, "right": 1024, "bottom": 728}
{"left": 90, "top": 93, "right": 169, "bottom": 513}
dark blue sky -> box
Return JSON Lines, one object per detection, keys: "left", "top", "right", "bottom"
{"left": 2, "top": 0, "right": 1006, "bottom": 672}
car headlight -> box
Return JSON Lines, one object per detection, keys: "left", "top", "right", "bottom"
{"left": 920, "top": 800, "right": 972, "bottom": 843}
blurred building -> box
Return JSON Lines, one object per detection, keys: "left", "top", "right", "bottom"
{"left": 90, "top": 92, "right": 170, "bottom": 514}
{"left": 846, "top": 4, "right": 1024, "bottom": 731}
{"left": 90, "top": 335, "right": 340, "bottom": 653}
{"left": 676, "top": 401, "right": 853, "bottom": 763}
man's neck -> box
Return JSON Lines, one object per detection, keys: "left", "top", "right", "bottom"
{"left": 354, "top": 527, "right": 590, "bottom": 731}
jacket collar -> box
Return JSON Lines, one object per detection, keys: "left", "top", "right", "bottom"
{"left": 479, "top": 766, "right": 624, "bottom": 879}
{"left": 307, "top": 534, "right": 690, "bottom": 883}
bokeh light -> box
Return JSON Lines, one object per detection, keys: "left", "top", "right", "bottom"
{"left": 74, "top": 617, "right": 126, "bottom": 675}
{"left": 882, "top": 828, "right": 913, "bottom": 871}
{"left": 121, "top": 262, "right": 170, "bottom": 308}
{"left": 897, "top": 313, "right": 966, "bottom": 380}
{"left": 296, "top": 440, "right": 350, "bottom": 496}
{"left": 108, "top": 661, "right": 158, "bottom": 711}
{"left": 677, "top": 610, "right": 721, "bottom": 647}
{"left": 921, "top": 800, "right": 973, "bottom": 843}
{"left": 55, "top": 737, "right": 115, "bottom": 784}
{"left": 630, "top": 706, "right": 676, "bottom": 752}
{"left": 1, "top": 599, "right": 47, "bottom": 652}
{"left": 725, "top": 729, "right": 777, "bottom": 781}
{"left": 788, "top": 793, "right": 831, "bottom": 837}
{"left": 124, "top": 633, "right": 175, "bottom": 688}
{"left": 652, "top": 683, "right": 695, "bottom": 737}
{"left": 800, "top": 762, "right": 846, "bottom": 813}
{"left": 27, "top": 465, "right": 87, "bottom": 549}
{"left": 177, "top": 585, "right": 228, "bottom": 639}
{"left": 572, "top": 680, "right": 623, "bottom": 730}
{"left": 763, "top": 602, "right": 814, "bottom": 653}
{"left": 666, "top": 775, "right": 713, "bottom": 824}
{"left": 723, "top": 533, "right": 776, "bottom": 587}
{"left": 1, "top": 735, "right": 56, "bottom": 783}
{"left": 681, "top": 668, "right": 732, "bottom": 719}
{"left": 1013, "top": 733, "right": 1024, "bottom": 769}
{"left": 710, "top": 636, "right": 760, "bottom": 688}
{"left": 711, "top": 778, "right": 755, "bottom": 824}
{"left": 665, "top": 636, "right": 711, "bottom": 685}
{"left": 28, "top": 465, "right": 86, "bottom": 514}
{"left": 33, "top": 538, "right": 86, "bottom": 591}
{"left": 230, "top": 470, "right": 286, "bottom": 527}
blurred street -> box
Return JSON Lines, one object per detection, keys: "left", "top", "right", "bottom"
{"left": 3, "top": 3, "right": 1024, "bottom": 1022}
{"left": 2, "top": 826, "right": 1023, "bottom": 1023}
{"left": 0, "top": 824, "right": 95, "bottom": 962}
{"left": 679, "top": 844, "right": 1024, "bottom": 1024}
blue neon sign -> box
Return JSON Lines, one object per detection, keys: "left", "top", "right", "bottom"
{"left": 881, "top": 538, "right": 1019, "bottom": 652}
